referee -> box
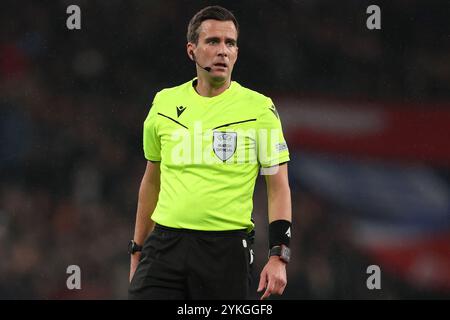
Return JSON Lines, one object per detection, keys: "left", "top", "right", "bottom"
{"left": 128, "top": 6, "right": 292, "bottom": 300}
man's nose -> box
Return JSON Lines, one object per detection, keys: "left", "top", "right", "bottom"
{"left": 217, "top": 42, "right": 228, "bottom": 57}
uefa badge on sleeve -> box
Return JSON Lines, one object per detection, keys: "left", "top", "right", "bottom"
{"left": 213, "top": 131, "right": 237, "bottom": 161}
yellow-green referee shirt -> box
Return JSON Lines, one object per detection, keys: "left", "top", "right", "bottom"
{"left": 143, "top": 79, "right": 290, "bottom": 231}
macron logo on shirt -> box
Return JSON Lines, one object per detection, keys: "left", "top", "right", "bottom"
{"left": 177, "top": 106, "right": 186, "bottom": 117}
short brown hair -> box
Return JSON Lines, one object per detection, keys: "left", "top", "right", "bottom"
{"left": 187, "top": 6, "right": 239, "bottom": 45}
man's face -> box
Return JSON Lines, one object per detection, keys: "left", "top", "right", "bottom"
{"left": 188, "top": 19, "right": 238, "bottom": 83}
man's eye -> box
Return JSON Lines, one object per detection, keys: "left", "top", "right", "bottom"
{"left": 227, "top": 42, "right": 236, "bottom": 47}
{"left": 208, "top": 40, "right": 218, "bottom": 44}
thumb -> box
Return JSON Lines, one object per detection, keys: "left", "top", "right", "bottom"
{"left": 257, "top": 270, "right": 267, "bottom": 292}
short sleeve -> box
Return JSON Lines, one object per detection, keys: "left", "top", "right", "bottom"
{"left": 143, "top": 94, "right": 161, "bottom": 161}
{"left": 256, "top": 98, "right": 290, "bottom": 167}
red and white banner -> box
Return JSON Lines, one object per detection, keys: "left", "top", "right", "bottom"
{"left": 277, "top": 97, "right": 450, "bottom": 166}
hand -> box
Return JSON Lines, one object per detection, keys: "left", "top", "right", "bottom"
{"left": 257, "top": 256, "right": 287, "bottom": 300}
{"left": 129, "top": 252, "right": 142, "bottom": 283}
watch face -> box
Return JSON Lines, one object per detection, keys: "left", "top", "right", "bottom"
{"left": 281, "top": 246, "right": 291, "bottom": 263}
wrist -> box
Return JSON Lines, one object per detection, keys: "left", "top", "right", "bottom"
{"left": 128, "top": 240, "right": 143, "bottom": 255}
{"left": 268, "top": 244, "right": 291, "bottom": 264}
{"left": 268, "top": 220, "right": 291, "bottom": 249}
{"left": 130, "top": 251, "right": 142, "bottom": 260}
{"left": 269, "top": 255, "right": 287, "bottom": 265}
{"left": 268, "top": 220, "right": 292, "bottom": 264}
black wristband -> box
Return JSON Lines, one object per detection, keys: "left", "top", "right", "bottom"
{"left": 269, "top": 220, "right": 291, "bottom": 249}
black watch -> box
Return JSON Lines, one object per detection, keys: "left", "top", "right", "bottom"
{"left": 128, "top": 240, "right": 142, "bottom": 255}
{"left": 268, "top": 245, "right": 291, "bottom": 264}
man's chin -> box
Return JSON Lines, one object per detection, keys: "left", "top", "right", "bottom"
{"left": 209, "top": 73, "right": 228, "bottom": 84}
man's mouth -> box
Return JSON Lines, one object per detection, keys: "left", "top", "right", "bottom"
{"left": 213, "top": 63, "right": 228, "bottom": 68}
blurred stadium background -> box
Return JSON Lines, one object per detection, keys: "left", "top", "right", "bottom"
{"left": 0, "top": 0, "right": 449, "bottom": 299}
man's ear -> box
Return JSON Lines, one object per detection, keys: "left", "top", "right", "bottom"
{"left": 187, "top": 43, "right": 195, "bottom": 61}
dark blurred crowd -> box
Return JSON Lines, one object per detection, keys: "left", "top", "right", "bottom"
{"left": 0, "top": 0, "right": 448, "bottom": 299}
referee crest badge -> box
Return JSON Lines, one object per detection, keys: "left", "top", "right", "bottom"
{"left": 213, "top": 131, "right": 237, "bottom": 161}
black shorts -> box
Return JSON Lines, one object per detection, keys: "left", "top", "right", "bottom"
{"left": 128, "top": 224, "right": 254, "bottom": 300}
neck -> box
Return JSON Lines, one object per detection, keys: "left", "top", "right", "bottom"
{"left": 195, "top": 75, "right": 231, "bottom": 97}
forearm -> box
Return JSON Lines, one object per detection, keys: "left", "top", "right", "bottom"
{"left": 258, "top": 166, "right": 291, "bottom": 299}
{"left": 133, "top": 177, "right": 159, "bottom": 244}
{"left": 267, "top": 180, "right": 291, "bottom": 223}
{"left": 130, "top": 162, "right": 160, "bottom": 282}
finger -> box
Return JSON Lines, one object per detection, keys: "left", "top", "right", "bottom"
{"left": 129, "top": 271, "right": 134, "bottom": 283}
{"left": 276, "top": 284, "right": 286, "bottom": 295}
{"left": 257, "top": 270, "right": 267, "bottom": 292}
{"left": 279, "top": 281, "right": 287, "bottom": 294}
{"left": 273, "top": 279, "right": 287, "bottom": 295}
{"left": 261, "top": 284, "right": 273, "bottom": 300}
{"left": 261, "top": 280, "right": 273, "bottom": 300}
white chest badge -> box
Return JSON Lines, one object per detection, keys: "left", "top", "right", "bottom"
{"left": 213, "top": 131, "right": 237, "bottom": 161}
